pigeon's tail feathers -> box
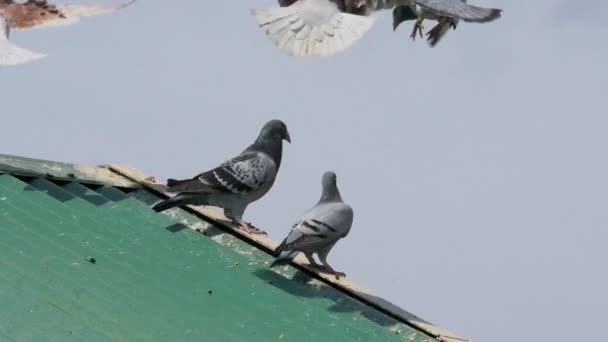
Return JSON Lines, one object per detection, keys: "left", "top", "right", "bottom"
{"left": 453, "top": 6, "right": 501, "bottom": 23}
{"left": 152, "top": 193, "right": 197, "bottom": 212}
{"left": 251, "top": 5, "right": 375, "bottom": 57}
{"left": 470, "top": 7, "right": 502, "bottom": 23}
{"left": 167, "top": 178, "right": 188, "bottom": 187}
{"left": 165, "top": 178, "right": 213, "bottom": 194}
{"left": 426, "top": 20, "right": 452, "bottom": 47}
{"left": 275, "top": 238, "right": 286, "bottom": 254}
{"left": 270, "top": 250, "right": 299, "bottom": 268}
{"left": 0, "top": 44, "right": 46, "bottom": 66}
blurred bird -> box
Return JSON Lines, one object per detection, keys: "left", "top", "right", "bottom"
{"left": 152, "top": 120, "right": 291, "bottom": 235}
{"left": 271, "top": 171, "right": 353, "bottom": 279}
{"left": 0, "top": 0, "right": 136, "bottom": 66}
{"left": 393, "top": 0, "right": 502, "bottom": 47}
{"left": 251, "top": 0, "right": 502, "bottom": 56}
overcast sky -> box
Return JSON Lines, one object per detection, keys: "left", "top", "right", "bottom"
{"left": 2, "top": 1, "right": 607, "bottom": 341}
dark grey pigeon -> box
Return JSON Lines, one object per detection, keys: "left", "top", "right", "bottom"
{"left": 393, "top": 0, "right": 502, "bottom": 47}
{"left": 152, "top": 120, "right": 291, "bottom": 235}
{"left": 271, "top": 171, "right": 353, "bottom": 279}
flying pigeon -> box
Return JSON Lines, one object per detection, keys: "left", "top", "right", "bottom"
{"left": 0, "top": 0, "right": 136, "bottom": 66}
{"left": 251, "top": 0, "right": 377, "bottom": 57}
{"left": 393, "top": 0, "right": 502, "bottom": 47}
{"left": 251, "top": 0, "right": 502, "bottom": 56}
{"left": 271, "top": 171, "right": 353, "bottom": 279}
{"left": 152, "top": 120, "right": 291, "bottom": 235}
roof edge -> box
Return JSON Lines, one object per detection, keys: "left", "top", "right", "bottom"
{"left": 108, "top": 163, "right": 470, "bottom": 342}
{"left": 0, "top": 153, "right": 139, "bottom": 188}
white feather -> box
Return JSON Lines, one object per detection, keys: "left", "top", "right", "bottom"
{"left": 252, "top": 0, "right": 375, "bottom": 57}
{"left": 0, "top": 17, "right": 46, "bottom": 66}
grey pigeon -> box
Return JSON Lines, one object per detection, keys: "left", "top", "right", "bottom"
{"left": 393, "top": 0, "right": 502, "bottom": 47}
{"left": 271, "top": 171, "right": 353, "bottom": 279}
{"left": 152, "top": 120, "right": 291, "bottom": 235}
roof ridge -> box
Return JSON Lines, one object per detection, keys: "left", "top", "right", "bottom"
{"left": 108, "top": 163, "right": 470, "bottom": 342}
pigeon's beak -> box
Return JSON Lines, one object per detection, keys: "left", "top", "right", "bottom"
{"left": 285, "top": 131, "right": 291, "bottom": 143}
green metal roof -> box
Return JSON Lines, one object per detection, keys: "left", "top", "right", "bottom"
{"left": 0, "top": 154, "right": 467, "bottom": 342}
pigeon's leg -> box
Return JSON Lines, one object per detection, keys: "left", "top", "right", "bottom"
{"left": 317, "top": 251, "right": 345, "bottom": 279}
{"left": 316, "top": 264, "right": 346, "bottom": 280}
{"left": 226, "top": 208, "right": 267, "bottom": 235}
{"left": 304, "top": 253, "right": 321, "bottom": 267}
{"left": 410, "top": 17, "right": 425, "bottom": 40}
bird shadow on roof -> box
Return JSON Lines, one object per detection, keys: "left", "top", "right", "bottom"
{"left": 253, "top": 268, "right": 398, "bottom": 328}
{"left": 164, "top": 223, "right": 189, "bottom": 233}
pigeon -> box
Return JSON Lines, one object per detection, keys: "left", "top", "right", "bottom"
{"left": 0, "top": 0, "right": 136, "bottom": 66}
{"left": 393, "top": 0, "right": 502, "bottom": 47}
{"left": 251, "top": 0, "right": 377, "bottom": 57}
{"left": 251, "top": 0, "right": 502, "bottom": 56}
{"left": 152, "top": 120, "right": 291, "bottom": 235}
{"left": 271, "top": 171, "right": 353, "bottom": 279}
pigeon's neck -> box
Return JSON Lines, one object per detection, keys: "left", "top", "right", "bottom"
{"left": 319, "top": 185, "right": 342, "bottom": 204}
{"left": 251, "top": 137, "right": 283, "bottom": 168}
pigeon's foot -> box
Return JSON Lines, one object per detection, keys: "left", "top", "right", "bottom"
{"left": 315, "top": 265, "right": 346, "bottom": 280}
{"left": 410, "top": 17, "right": 424, "bottom": 40}
{"left": 238, "top": 221, "right": 267, "bottom": 235}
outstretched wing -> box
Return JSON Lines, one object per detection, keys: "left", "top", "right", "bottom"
{"left": 415, "top": 0, "right": 502, "bottom": 23}
{"left": 0, "top": 0, "right": 135, "bottom": 30}
{"left": 0, "top": 15, "right": 46, "bottom": 65}
{"left": 167, "top": 152, "right": 276, "bottom": 195}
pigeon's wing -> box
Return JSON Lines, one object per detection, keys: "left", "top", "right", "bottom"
{"left": 281, "top": 229, "right": 327, "bottom": 252}
{"left": 415, "top": 0, "right": 501, "bottom": 23}
{"left": 252, "top": 0, "right": 375, "bottom": 57}
{"left": 0, "top": 15, "right": 46, "bottom": 65}
{"left": 167, "top": 152, "right": 276, "bottom": 195}
{"left": 283, "top": 203, "right": 353, "bottom": 251}
{"left": 0, "top": 0, "right": 135, "bottom": 30}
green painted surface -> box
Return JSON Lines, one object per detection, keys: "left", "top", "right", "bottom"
{"left": 0, "top": 174, "right": 435, "bottom": 342}
{"left": 0, "top": 153, "right": 137, "bottom": 187}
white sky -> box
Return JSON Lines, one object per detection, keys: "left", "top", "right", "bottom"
{"left": 2, "top": 1, "right": 607, "bottom": 341}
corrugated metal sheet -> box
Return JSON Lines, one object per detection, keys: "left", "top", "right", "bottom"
{"left": 0, "top": 172, "right": 436, "bottom": 342}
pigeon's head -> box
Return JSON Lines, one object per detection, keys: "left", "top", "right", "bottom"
{"left": 322, "top": 171, "right": 337, "bottom": 188}
{"left": 320, "top": 171, "right": 342, "bottom": 202}
{"left": 392, "top": 6, "right": 418, "bottom": 31}
{"left": 258, "top": 120, "right": 291, "bottom": 143}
